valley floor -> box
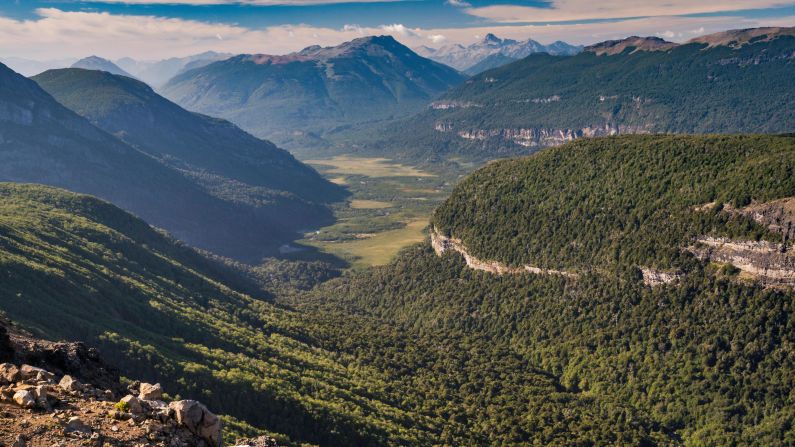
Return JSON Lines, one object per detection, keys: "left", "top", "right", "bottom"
{"left": 297, "top": 155, "right": 455, "bottom": 268}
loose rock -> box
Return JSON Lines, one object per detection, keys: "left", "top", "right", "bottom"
{"left": 64, "top": 416, "right": 92, "bottom": 434}
{"left": 13, "top": 390, "right": 36, "bottom": 408}
{"left": 58, "top": 375, "right": 83, "bottom": 392}
{"left": 0, "top": 363, "right": 20, "bottom": 384}
{"left": 138, "top": 382, "right": 162, "bottom": 401}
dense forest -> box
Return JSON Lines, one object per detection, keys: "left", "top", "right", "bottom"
{"left": 433, "top": 134, "right": 795, "bottom": 270}
{"left": 295, "top": 135, "right": 795, "bottom": 446}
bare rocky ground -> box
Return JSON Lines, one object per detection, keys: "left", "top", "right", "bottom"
{"left": 0, "top": 318, "right": 277, "bottom": 447}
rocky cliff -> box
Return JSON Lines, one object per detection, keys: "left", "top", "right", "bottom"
{"left": 431, "top": 228, "right": 577, "bottom": 278}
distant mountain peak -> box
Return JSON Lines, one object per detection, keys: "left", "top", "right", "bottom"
{"left": 585, "top": 36, "right": 677, "bottom": 56}
{"left": 418, "top": 34, "right": 582, "bottom": 71}
{"left": 71, "top": 56, "right": 134, "bottom": 78}
{"left": 247, "top": 35, "right": 417, "bottom": 65}
{"left": 482, "top": 33, "right": 502, "bottom": 44}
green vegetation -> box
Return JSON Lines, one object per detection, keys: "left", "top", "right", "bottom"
{"left": 31, "top": 68, "right": 347, "bottom": 261}
{"left": 299, "top": 156, "right": 449, "bottom": 267}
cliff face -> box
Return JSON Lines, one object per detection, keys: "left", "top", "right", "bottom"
{"left": 689, "top": 199, "right": 795, "bottom": 287}
{"left": 431, "top": 228, "right": 577, "bottom": 278}
{"left": 436, "top": 123, "right": 651, "bottom": 148}
{"left": 689, "top": 237, "right": 795, "bottom": 287}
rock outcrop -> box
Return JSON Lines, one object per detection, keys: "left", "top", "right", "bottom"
{"left": 1, "top": 317, "right": 120, "bottom": 392}
{"left": 446, "top": 123, "right": 651, "bottom": 148}
{"left": 431, "top": 228, "right": 577, "bottom": 278}
{"left": 689, "top": 237, "right": 795, "bottom": 287}
{"left": 0, "top": 318, "right": 232, "bottom": 447}
{"left": 640, "top": 267, "right": 682, "bottom": 287}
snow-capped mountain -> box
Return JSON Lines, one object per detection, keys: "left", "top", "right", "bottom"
{"left": 417, "top": 33, "right": 582, "bottom": 72}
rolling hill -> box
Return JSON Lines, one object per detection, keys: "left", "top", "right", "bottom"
{"left": 0, "top": 62, "right": 335, "bottom": 261}
{"left": 372, "top": 27, "right": 795, "bottom": 165}
{"left": 160, "top": 35, "right": 466, "bottom": 148}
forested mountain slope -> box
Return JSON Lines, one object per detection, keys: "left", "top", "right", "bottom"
{"left": 0, "top": 183, "right": 435, "bottom": 446}
{"left": 371, "top": 27, "right": 795, "bottom": 164}
{"left": 301, "top": 134, "right": 795, "bottom": 446}
{"left": 161, "top": 36, "right": 466, "bottom": 148}
{"left": 0, "top": 62, "right": 336, "bottom": 261}
{"left": 33, "top": 68, "right": 344, "bottom": 205}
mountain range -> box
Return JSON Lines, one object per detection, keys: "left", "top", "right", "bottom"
{"left": 161, "top": 35, "right": 466, "bottom": 149}
{"left": 116, "top": 51, "right": 232, "bottom": 88}
{"left": 416, "top": 33, "right": 582, "bottom": 73}
{"left": 0, "top": 62, "right": 342, "bottom": 261}
{"left": 371, "top": 27, "right": 795, "bottom": 164}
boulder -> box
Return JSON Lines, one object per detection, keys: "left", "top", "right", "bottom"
{"left": 168, "top": 400, "right": 222, "bottom": 447}
{"left": 120, "top": 394, "right": 143, "bottom": 414}
{"left": 0, "top": 363, "right": 20, "bottom": 384}
{"left": 138, "top": 382, "right": 162, "bottom": 400}
{"left": 13, "top": 389, "right": 35, "bottom": 408}
{"left": 59, "top": 375, "right": 84, "bottom": 392}
{"left": 64, "top": 416, "right": 92, "bottom": 434}
{"left": 20, "top": 364, "right": 54, "bottom": 382}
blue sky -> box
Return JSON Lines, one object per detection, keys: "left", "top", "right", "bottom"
{"left": 0, "top": 0, "right": 793, "bottom": 60}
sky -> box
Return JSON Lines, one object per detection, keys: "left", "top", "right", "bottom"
{"left": 0, "top": 0, "right": 794, "bottom": 61}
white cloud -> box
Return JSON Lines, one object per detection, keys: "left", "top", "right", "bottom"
{"left": 445, "top": 0, "right": 472, "bottom": 7}
{"left": 379, "top": 23, "right": 421, "bottom": 37}
{"left": 0, "top": 8, "right": 791, "bottom": 62}
{"left": 462, "top": 0, "right": 791, "bottom": 23}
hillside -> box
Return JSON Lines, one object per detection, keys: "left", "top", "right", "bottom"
{"left": 160, "top": 35, "right": 466, "bottom": 148}
{"left": 301, "top": 134, "right": 795, "bottom": 446}
{"left": 372, "top": 27, "right": 795, "bottom": 164}
{"left": 33, "top": 68, "right": 344, "bottom": 206}
{"left": 433, "top": 134, "right": 795, "bottom": 271}
{"left": 0, "top": 183, "right": 439, "bottom": 446}
{"left": 463, "top": 53, "right": 517, "bottom": 76}
{"left": 0, "top": 62, "right": 339, "bottom": 261}
{"left": 71, "top": 56, "right": 134, "bottom": 78}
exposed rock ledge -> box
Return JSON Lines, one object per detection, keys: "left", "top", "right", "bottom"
{"left": 640, "top": 267, "right": 681, "bottom": 287}
{"left": 689, "top": 237, "right": 795, "bottom": 287}
{"left": 448, "top": 123, "right": 651, "bottom": 148}
{"left": 430, "top": 228, "right": 577, "bottom": 278}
